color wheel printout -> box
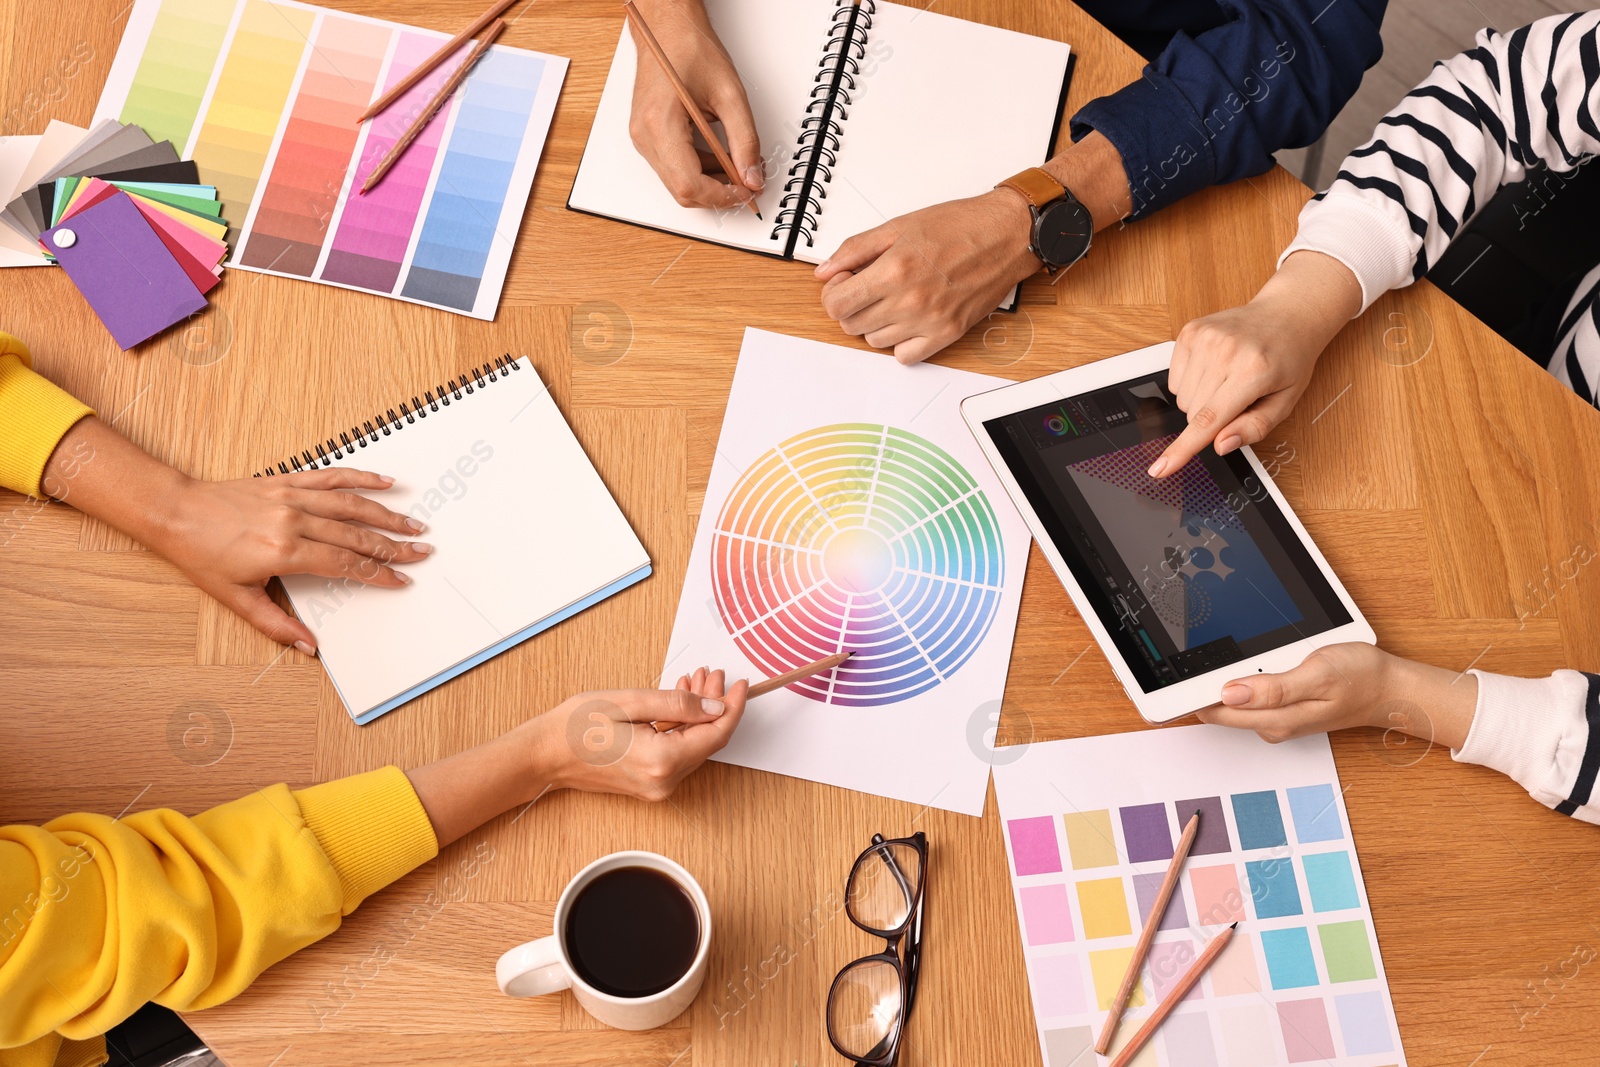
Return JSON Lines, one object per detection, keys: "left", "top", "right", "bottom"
{"left": 660, "top": 328, "right": 1031, "bottom": 815}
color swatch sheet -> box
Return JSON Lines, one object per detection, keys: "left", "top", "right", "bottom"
{"left": 92, "top": 0, "right": 567, "bottom": 319}
{"left": 659, "top": 328, "right": 1031, "bottom": 816}
{"left": 993, "top": 726, "right": 1405, "bottom": 1067}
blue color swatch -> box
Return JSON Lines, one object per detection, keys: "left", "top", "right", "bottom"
{"left": 1231, "top": 791, "right": 1288, "bottom": 849}
{"left": 1260, "top": 927, "right": 1319, "bottom": 989}
{"left": 401, "top": 50, "right": 546, "bottom": 310}
{"left": 1302, "top": 851, "right": 1360, "bottom": 912}
{"left": 1245, "top": 859, "right": 1303, "bottom": 919}
{"left": 1287, "top": 784, "right": 1344, "bottom": 843}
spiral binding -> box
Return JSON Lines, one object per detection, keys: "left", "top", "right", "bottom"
{"left": 255, "top": 355, "right": 523, "bottom": 477}
{"left": 771, "top": 0, "right": 876, "bottom": 250}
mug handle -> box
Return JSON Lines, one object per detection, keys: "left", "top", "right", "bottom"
{"left": 496, "top": 936, "right": 570, "bottom": 998}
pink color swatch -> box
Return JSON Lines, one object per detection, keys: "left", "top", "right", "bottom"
{"left": 1278, "top": 998, "right": 1336, "bottom": 1062}
{"left": 1008, "top": 816, "right": 1063, "bottom": 876}
{"left": 320, "top": 31, "right": 463, "bottom": 292}
{"left": 1027, "top": 954, "right": 1088, "bottom": 1018}
{"left": 1147, "top": 940, "right": 1202, "bottom": 1003}
{"left": 1190, "top": 863, "right": 1247, "bottom": 925}
{"left": 1019, "top": 884, "right": 1075, "bottom": 946}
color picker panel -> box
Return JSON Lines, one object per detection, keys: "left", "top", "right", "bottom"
{"left": 116, "top": 0, "right": 232, "bottom": 150}
{"left": 711, "top": 424, "right": 1005, "bottom": 707}
{"left": 239, "top": 15, "right": 388, "bottom": 275}
{"left": 400, "top": 49, "right": 546, "bottom": 310}
{"left": 188, "top": 0, "right": 313, "bottom": 243}
{"left": 320, "top": 32, "right": 463, "bottom": 293}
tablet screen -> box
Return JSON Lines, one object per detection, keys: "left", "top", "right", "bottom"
{"left": 983, "top": 371, "right": 1351, "bottom": 692}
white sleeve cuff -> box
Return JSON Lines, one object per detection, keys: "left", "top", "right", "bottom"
{"left": 1454, "top": 669, "right": 1594, "bottom": 811}
{"left": 1277, "top": 191, "right": 1421, "bottom": 314}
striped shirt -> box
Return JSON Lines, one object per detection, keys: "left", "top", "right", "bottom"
{"left": 1282, "top": 11, "right": 1600, "bottom": 402}
{"left": 1283, "top": 12, "right": 1600, "bottom": 824}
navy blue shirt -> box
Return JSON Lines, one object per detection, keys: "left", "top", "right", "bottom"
{"left": 1071, "top": 0, "right": 1387, "bottom": 218}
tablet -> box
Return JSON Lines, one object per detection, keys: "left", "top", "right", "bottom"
{"left": 962, "top": 342, "right": 1373, "bottom": 723}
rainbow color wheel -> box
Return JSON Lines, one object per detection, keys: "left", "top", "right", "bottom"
{"left": 712, "top": 423, "right": 1005, "bottom": 707}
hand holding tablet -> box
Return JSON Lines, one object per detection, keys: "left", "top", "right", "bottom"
{"left": 961, "top": 341, "right": 1374, "bottom": 723}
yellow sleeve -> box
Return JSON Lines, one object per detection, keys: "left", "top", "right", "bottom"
{"left": 0, "top": 767, "right": 439, "bottom": 1065}
{"left": 0, "top": 332, "right": 95, "bottom": 498}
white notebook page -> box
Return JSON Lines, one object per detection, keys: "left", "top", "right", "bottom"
{"left": 568, "top": 0, "right": 828, "bottom": 254}
{"left": 808, "top": 2, "right": 1071, "bottom": 262}
{"left": 280, "top": 360, "right": 649, "bottom": 718}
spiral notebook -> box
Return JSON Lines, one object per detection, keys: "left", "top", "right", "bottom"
{"left": 569, "top": 0, "right": 1073, "bottom": 268}
{"left": 266, "top": 357, "right": 651, "bottom": 724}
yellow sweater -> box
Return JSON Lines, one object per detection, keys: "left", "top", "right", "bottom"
{"left": 0, "top": 332, "right": 442, "bottom": 1065}
{"left": 0, "top": 770, "right": 440, "bottom": 1067}
{"left": 0, "top": 332, "right": 94, "bottom": 498}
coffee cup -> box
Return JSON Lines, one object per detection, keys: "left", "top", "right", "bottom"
{"left": 495, "top": 850, "right": 710, "bottom": 1030}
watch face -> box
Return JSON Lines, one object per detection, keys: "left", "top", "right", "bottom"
{"left": 1035, "top": 198, "right": 1094, "bottom": 268}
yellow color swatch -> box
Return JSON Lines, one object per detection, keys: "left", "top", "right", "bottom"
{"left": 1063, "top": 810, "right": 1119, "bottom": 869}
{"left": 1077, "top": 877, "right": 1132, "bottom": 939}
{"left": 1089, "top": 947, "right": 1146, "bottom": 1010}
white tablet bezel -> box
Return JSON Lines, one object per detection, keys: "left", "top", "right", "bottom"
{"left": 962, "top": 341, "right": 1375, "bottom": 723}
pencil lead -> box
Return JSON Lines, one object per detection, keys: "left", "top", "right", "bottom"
{"left": 755, "top": 209, "right": 764, "bottom": 221}
{"left": 1229, "top": 921, "right": 1238, "bottom": 929}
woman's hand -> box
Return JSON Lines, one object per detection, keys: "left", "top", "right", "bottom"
{"left": 1196, "top": 642, "right": 1476, "bottom": 750}
{"left": 1148, "top": 251, "right": 1364, "bottom": 479}
{"left": 627, "top": 0, "right": 763, "bottom": 211}
{"left": 41, "top": 416, "right": 430, "bottom": 654}
{"left": 151, "top": 469, "right": 432, "bottom": 652}
{"left": 407, "top": 668, "right": 751, "bottom": 847}
{"left": 538, "top": 667, "right": 750, "bottom": 802}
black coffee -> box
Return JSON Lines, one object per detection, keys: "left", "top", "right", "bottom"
{"left": 565, "top": 866, "right": 700, "bottom": 998}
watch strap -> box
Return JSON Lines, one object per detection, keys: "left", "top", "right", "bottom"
{"left": 996, "top": 167, "right": 1066, "bottom": 211}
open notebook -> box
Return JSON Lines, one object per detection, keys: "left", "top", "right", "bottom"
{"left": 268, "top": 357, "right": 651, "bottom": 723}
{"left": 570, "top": 0, "right": 1073, "bottom": 266}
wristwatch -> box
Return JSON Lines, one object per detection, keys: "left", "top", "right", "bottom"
{"left": 996, "top": 167, "right": 1093, "bottom": 274}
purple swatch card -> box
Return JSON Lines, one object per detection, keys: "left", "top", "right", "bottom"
{"left": 42, "top": 192, "right": 206, "bottom": 351}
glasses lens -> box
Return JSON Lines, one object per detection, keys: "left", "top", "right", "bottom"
{"left": 828, "top": 957, "right": 903, "bottom": 1060}
{"left": 847, "top": 841, "right": 922, "bottom": 933}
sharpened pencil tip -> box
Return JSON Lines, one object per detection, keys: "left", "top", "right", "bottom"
{"left": 1230, "top": 921, "right": 1238, "bottom": 929}
{"left": 755, "top": 209, "right": 764, "bottom": 220}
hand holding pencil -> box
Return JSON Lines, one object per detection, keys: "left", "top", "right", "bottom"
{"left": 623, "top": 0, "right": 765, "bottom": 215}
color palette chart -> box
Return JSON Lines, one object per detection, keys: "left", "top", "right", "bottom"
{"left": 712, "top": 423, "right": 1005, "bottom": 707}
{"left": 93, "top": 0, "right": 567, "bottom": 318}
{"left": 993, "top": 726, "right": 1405, "bottom": 1067}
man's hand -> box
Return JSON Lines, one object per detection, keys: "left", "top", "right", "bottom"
{"left": 1149, "top": 251, "right": 1363, "bottom": 478}
{"left": 814, "top": 130, "right": 1132, "bottom": 364}
{"left": 627, "top": 0, "right": 762, "bottom": 211}
{"left": 815, "top": 190, "right": 1039, "bottom": 364}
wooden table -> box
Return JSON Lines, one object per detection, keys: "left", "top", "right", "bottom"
{"left": 5, "top": 1, "right": 1600, "bottom": 1064}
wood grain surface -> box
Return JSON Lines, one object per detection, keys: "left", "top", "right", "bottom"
{"left": 4, "top": 1, "right": 1600, "bottom": 1065}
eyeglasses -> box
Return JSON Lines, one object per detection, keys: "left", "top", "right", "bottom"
{"left": 826, "top": 832, "right": 927, "bottom": 1067}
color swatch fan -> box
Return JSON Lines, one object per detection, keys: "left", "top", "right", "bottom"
{"left": 92, "top": 0, "right": 567, "bottom": 319}
{"left": 713, "top": 423, "right": 1005, "bottom": 706}
{"left": 660, "top": 328, "right": 1031, "bottom": 816}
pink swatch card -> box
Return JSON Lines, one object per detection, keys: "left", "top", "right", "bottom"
{"left": 43, "top": 192, "right": 206, "bottom": 350}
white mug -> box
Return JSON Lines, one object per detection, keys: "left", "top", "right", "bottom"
{"left": 495, "top": 850, "right": 711, "bottom": 1030}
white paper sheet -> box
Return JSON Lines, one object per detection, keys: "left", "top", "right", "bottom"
{"left": 660, "top": 328, "right": 1031, "bottom": 816}
{"left": 992, "top": 726, "right": 1407, "bottom": 1066}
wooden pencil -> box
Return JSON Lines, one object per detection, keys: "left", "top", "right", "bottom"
{"left": 356, "top": 0, "right": 519, "bottom": 123}
{"left": 621, "top": 0, "right": 763, "bottom": 219}
{"left": 1094, "top": 810, "right": 1203, "bottom": 1055}
{"left": 360, "top": 20, "right": 506, "bottom": 194}
{"left": 748, "top": 651, "right": 852, "bottom": 698}
{"left": 1108, "top": 924, "right": 1237, "bottom": 1067}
